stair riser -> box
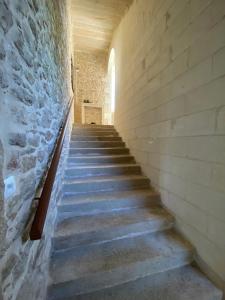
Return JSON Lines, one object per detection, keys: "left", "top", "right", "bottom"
{"left": 48, "top": 252, "right": 193, "bottom": 300}
{"left": 63, "top": 179, "right": 150, "bottom": 195}
{"left": 72, "top": 131, "right": 118, "bottom": 136}
{"left": 71, "top": 136, "right": 122, "bottom": 141}
{"left": 68, "top": 156, "right": 135, "bottom": 165}
{"left": 73, "top": 127, "right": 115, "bottom": 131}
{"left": 65, "top": 166, "right": 141, "bottom": 178}
{"left": 59, "top": 194, "right": 160, "bottom": 214}
{"left": 69, "top": 148, "right": 129, "bottom": 155}
{"left": 70, "top": 141, "right": 125, "bottom": 148}
{"left": 74, "top": 126, "right": 114, "bottom": 129}
{"left": 53, "top": 219, "right": 174, "bottom": 251}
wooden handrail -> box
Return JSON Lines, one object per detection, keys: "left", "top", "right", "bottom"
{"left": 29, "top": 98, "right": 73, "bottom": 240}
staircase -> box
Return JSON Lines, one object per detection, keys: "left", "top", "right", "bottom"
{"left": 48, "top": 125, "right": 222, "bottom": 300}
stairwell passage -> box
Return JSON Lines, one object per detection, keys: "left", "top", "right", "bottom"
{"left": 47, "top": 125, "right": 223, "bottom": 300}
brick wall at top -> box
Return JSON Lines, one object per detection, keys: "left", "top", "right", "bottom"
{"left": 112, "top": 0, "right": 225, "bottom": 288}
{"left": 0, "top": 0, "right": 72, "bottom": 299}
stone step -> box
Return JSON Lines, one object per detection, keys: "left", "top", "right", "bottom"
{"left": 48, "top": 230, "right": 193, "bottom": 299}
{"left": 53, "top": 207, "right": 174, "bottom": 251}
{"left": 70, "top": 141, "right": 125, "bottom": 148}
{"left": 71, "top": 136, "right": 122, "bottom": 141}
{"left": 73, "top": 126, "right": 115, "bottom": 130}
{"left": 69, "top": 147, "right": 129, "bottom": 156}
{"left": 73, "top": 125, "right": 114, "bottom": 129}
{"left": 71, "top": 130, "right": 119, "bottom": 136}
{"left": 63, "top": 175, "right": 150, "bottom": 195}
{"left": 65, "top": 164, "right": 141, "bottom": 179}
{"left": 51, "top": 265, "right": 223, "bottom": 300}
{"left": 59, "top": 189, "right": 160, "bottom": 214}
{"left": 67, "top": 155, "right": 135, "bottom": 165}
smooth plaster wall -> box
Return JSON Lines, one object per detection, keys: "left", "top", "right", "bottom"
{"left": 112, "top": 0, "right": 225, "bottom": 288}
{"left": 0, "top": 0, "right": 73, "bottom": 299}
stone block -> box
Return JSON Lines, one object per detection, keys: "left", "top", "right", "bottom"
{"left": 9, "top": 133, "right": 27, "bottom": 148}
{"left": 171, "top": 110, "right": 216, "bottom": 137}
{"left": 184, "top": 76, "right": 225, "bottom": 115}
{"left": 213, "top": 46, "right": 225, "bottom": 79}
{"left": 216, "top": 106, "right": 225, "bottom": 134}
{"left": 0, "top": 1, "right": 13, "bottom": 34}
{"left": 189, "top": 19, "right": 225, "bottom": 68}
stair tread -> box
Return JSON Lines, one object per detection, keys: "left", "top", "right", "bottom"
{"left": 65, "top": 163, "right": 140, "bottom": 170}
{"left": 53, "top": 265, "right": 222, "bottom": 300}
{"left": 61, "top": 188, "right": 157, "bottom": 205}
{"left": 69, "top": 147, "right": 128, "bottom": 150}
{"left": 55, "top": 207, "right": 173, "bottom": 238}
{"left": 50, "top": 230, "right": 192, "bottom": 285}
{"left": 64, "top": 174, "right": 149, "bottom": 184}
{"left": 68, "top": 154, "right": 134, "bottom": 159}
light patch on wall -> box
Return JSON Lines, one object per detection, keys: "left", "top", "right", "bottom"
{"left": 109, "top": 49, "right": 116, "bottom": 113}
{"left": 4, "top": 176, "right": 16, "bottom": 199}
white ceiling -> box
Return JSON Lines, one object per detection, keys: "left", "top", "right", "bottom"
{"left": 71, "top": 0, "right": 133, "bottom": 52}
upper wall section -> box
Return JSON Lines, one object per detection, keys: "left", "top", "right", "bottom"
{"left": 112, "top": 0, "right": 225, "bottom": 287}
{"left": 71, "top": 0, "right": 133, "bottom": 52}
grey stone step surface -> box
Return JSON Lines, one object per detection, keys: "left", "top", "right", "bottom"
{"left": 73, "top": 124, "right": 114, "bottom": 129}
{"left": 65, "top": 164, "right": 141, "bottom": 178}
{"left": 70, "top": 141, "right": 125, "bottom": 148}
{"left": 63, "top": 175, "right": 150, "bottom": 195}
{"left": 48, "top": 124, "right": 222, "bottom": 300}
{"left": 48, "top": 230, "right": 193, "bottom": 299}
{"left": 53, "top": 265, "right": 223, "bottom": 300}
{"left": 72, "top": 130, "right": 119, "bottom": 136}
{"left": 69, "top": 147, "right": 129, "bottom": 155}
{"left": 67, "top": 154, "right": 135, "bottom": 165}
{"left": 59, "top": 189, "right": 160, "bottom": 214}
{"left": 53, "top": 207, "right": 174, "bottom": 250}
{"left": 71, "top": 135, "right": 122, "bottom": 141}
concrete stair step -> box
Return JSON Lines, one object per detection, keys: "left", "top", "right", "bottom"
{"left": 65, "top": 164, "right": 141, "bottom": 179}
{"left": 72, "top": 130, "right": 119, "bottom": 136}
{"left": 48, "top": 230, "right": 193, "bottom": 299}
{"left": 53, "top": 207, "right": 174, "bottom": 250}
{"left": 63, "top": 175, "right": 150, "bottom": 195}
{"left": 70, "top": 141, "right": 125, "bottom": 148}
{"left": 67, "top": 155, "right": 135, "bottom": 165}
{"left": 71, "top": 136, "right": 122, "bottom": 141}
{"left": 69, "top": 147, "right": 129, "bottom": 156}
{"left": 59, "top": 189, "right": 160, "bottom": 214}
{"left": 52, "top": 265, "right": 223, "bottom": 300}
{"left": 73, "top": 125, "right": 114, "bottom": 129}
{"left": 73, "top": 126, "right": 115, "bottom": 131}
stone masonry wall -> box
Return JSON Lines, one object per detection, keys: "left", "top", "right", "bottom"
{"left": 112, "top": 0, "right": 225, "bottom": 290}
{"left": 74, "top": 51, "right": 107, "bottom": 123}
{"left": 0, "top": 0, "right": 72, "bottom": 299}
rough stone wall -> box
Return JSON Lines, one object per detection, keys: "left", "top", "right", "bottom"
{"left": 0, "top": 0, "right": 72, "bottom": 299}
{"left": 74, "top": 51, "right": 107, "bottom": 123}
{"left": 112, "top": 0, "right": 225, "bottom": 289}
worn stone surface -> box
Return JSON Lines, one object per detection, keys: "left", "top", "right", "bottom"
{"left": 0, "top": 0, "right": 73, "bottom": 299}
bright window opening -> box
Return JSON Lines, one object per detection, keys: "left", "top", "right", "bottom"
{"left": 109, "top": 49, "right": 116, "bottom": 114}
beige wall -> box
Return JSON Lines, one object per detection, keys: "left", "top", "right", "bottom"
{"left": 74, "top": 51, "right": 107, "bottom": 124}
{"left": 112, "top": 0, "right": 225, "bottom": 287}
